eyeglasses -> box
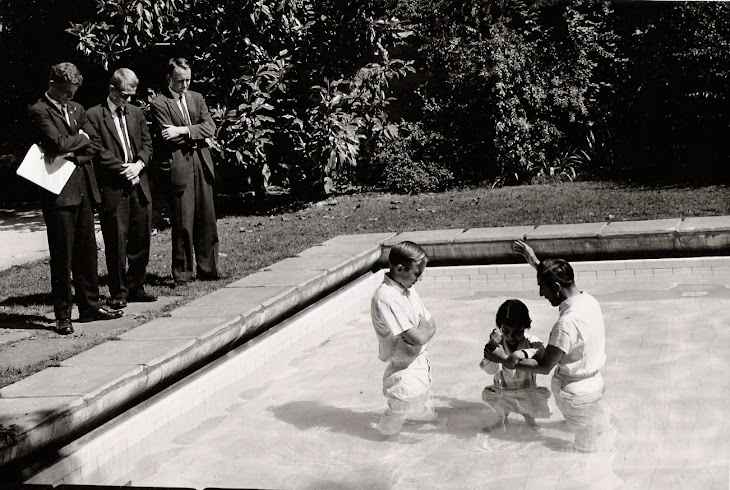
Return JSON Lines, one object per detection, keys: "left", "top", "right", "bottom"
{"left": 115, "top": 88, "right": 135, "bottom": 99}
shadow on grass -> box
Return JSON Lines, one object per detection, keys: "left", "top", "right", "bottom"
{"left": 214, "top": 189, "right": 313, "bottom": 220}
{"left": 0, "top": 312, "right": 54, "bottom": 331}
{"left": 0, "top": 293, "right": 52, "bottom": 308}
{"left": 144, "top": 272, "right": 176, "bottom": 288}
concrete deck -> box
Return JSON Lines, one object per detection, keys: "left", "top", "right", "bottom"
{"left": 2, "top": 215, "right": 730, "bottom": 478}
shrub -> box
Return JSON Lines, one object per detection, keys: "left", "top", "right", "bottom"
{"left": 377, "top": 122, "right": 454, "bottom": 194}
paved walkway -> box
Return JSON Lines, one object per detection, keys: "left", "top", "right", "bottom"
{"left": 0, "top": 207, "right": 53, "bottom": 271}
{"left": 0, "top": 206, "right": 108, "bottom": 271}
{"left": 0, "top": 206, "right": 174, "bottom": 375}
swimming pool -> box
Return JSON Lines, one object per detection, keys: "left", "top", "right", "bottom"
{"left": 26, "top": 258, "right": 730, "bottom": 489}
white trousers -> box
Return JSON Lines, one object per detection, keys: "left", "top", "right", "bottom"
{"left": 379, "top": 353, "right": 435, "bottom": 435}
{"left": 552, "top": 371, "right": 611, "bottom": 452}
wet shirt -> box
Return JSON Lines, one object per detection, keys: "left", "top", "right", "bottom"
{"left": 371, "top": 274, "right": 431, "bottom": 364}
{"left": 480, "top": 334, "right": 544, "bottom": 389}
{"left": 549, "top": 292, "right": 606, "bottom": 379}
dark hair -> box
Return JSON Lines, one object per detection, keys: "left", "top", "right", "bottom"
{"left": 537, "top": 258, "right": 575, "bottom": 287}
{"left": 166, "top": 57, "right": 191, "bottom": 76}
{"left": 49, "top": 62, "right": 83, "bottom": 85}
{"left": 388, "top": 241, "right": 427, "bottom": 267}
{"left": 495, "top": 299, "right": 531, "bottom": 329}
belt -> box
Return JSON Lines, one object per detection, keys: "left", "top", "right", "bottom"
{"left": 556, "top": 369, "right": 599, "bottom": 382}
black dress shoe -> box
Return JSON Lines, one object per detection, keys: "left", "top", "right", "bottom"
{"left": 77, "top": 306, "right": 124, "bottom": 323}
{"left": 196, "top": 272, "right": 220, "bottom": 281}
{"left": 55, "top": 319, "right": 74, "bottom": 335}
{"left": 128, "top": 290, "right": 158, "bottom": 302}
{"left": 108, "top": 298, "right": 128, "bottom": 310}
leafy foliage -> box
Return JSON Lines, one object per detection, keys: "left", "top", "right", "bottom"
{"left": 377, "top": 121, "right": 454, "bottom": 194}
{"left": 2, "top": 0, "right": 729, "bottom": 196}
{"left": 66, "top": 0, "right": 413, "bottom": 197}
{"left": 394, "top": 0, "right": 624, "bottom": 186}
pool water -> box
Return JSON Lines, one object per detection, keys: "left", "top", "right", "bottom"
{"left": 28, "top": 266, "right": 730, "bottom": 489}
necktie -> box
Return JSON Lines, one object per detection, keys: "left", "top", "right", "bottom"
{"left": 117, "top": 107, "right": 134, "bottom": 163}
{"left": 179, "top": 95, "right": 191, "bottom": 126}
{"left": 62, "top": 105, "right": 70, "bottom": 126}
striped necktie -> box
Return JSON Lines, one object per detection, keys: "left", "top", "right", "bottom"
{"left": 179, "top": 95, "right": 191, "bottom": 126}
{"left": 62, "top": 105, "right": 71, "bottom": 126}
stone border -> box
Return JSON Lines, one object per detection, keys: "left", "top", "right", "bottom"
{"left": 2, "top": 216, "right": 729, "bottom": 470}
{"left": 379, "top": 216, "right": 730, "bottom": 267}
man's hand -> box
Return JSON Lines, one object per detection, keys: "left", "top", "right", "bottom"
{"left": 399, "top": 336, "right": 422, "bottom": 358}
{"left": 161, "top": 124, "right": 188, "bottom": 141}
{"left": 121, "top": 161, "right": 144, "bottom": 182}
{"left": 402, "top": 316, "right": 436, "bottom": 347}
{"left": 483, "top": 328, "right": 502, "bottom": 358}
{"left": 418, "top": 315, "right": 436, "bottom": 335}
{"left": 513, "top": 240, "right": 540, "bottom": 269}
{"left": 489, "top": 328, "right": 502, "bottom": 347}
{"left": 503, "top": 351, "right": 523, "bottom": 369}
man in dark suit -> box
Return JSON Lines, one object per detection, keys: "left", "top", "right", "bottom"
{"left": 150, "top": 57, "right": 219, "bottom": 284}
{"left": 28, "top": 62, "right": 123, "bottom": 335}
{"left": 87, "top": 68, "right": 157, "bottom": 310}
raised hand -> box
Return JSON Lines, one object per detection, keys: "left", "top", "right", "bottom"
{"left": 513, "top": 240, "right": 540, "bottom": 269}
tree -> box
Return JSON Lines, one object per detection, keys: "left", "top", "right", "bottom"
{"left": 67, "top": 0, "right": 414, "bottom": 197}
{"left": 391, "top": 0, "right": 624, "bottom": 185}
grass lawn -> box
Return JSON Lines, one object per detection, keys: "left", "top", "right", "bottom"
{"left": 0, "top": 181, "right": 728, "bottom": 386}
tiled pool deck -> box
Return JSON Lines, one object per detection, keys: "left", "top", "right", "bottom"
{"left": 2, "top": 216, "right": 730, "bottom": 481}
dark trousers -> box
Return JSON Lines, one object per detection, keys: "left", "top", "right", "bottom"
{"left": 100, "top": 186, "right": 151, "bottom": 299}
{"left": 42, "top": 194, "right": 100, "bottom": 320}
{"left": 170, "top": 155, "right": 218, "bottom": 282}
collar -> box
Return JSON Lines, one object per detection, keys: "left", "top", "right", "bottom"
{"left": 107, "top": 97, "right": 123, "bottom": 115}
{"left": 169, "top": 87, "right": 186, "bottom": 100}
{"left": 558, "top": 292, "right": 583, "bottom": 312}
{"left": 45, "top": 92, "right": 66, "bottom": 114}
{"left": 383, "top": 273, "right": 409, "bottom": 296}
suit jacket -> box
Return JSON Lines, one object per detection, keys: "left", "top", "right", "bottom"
{"left": 28, "top": 97, "right": 102, "bottom": 208}
{"left": 150, "top": 90, "right": 216, "bottom": 192}
{"left": 87, "top": 102, "right": 153, "bottom": 211}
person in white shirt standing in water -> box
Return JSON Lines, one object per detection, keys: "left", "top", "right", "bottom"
{"left": 370, "top": 241, "right": 438, "bottom": 436}
{"left": 512, "top": 240, "right": 611, "bottom": 452}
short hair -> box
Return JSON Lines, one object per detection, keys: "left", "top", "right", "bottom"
{"left": 110, "top": 68, "right": 139, "bottom": 90}
{"left": 537, "top": 258, "right": 575, "bottom": 288}
{"left": 49, "top": 62, "right": 83, "bottom": 85}
{"left": 166, "top": 57, "right": 191, "bottom": 76}
{"left": 495, "top": 299, "right": 531, "bottom": 329}
{"left": 388, "top": 241, "right": 427, "bottom": 268}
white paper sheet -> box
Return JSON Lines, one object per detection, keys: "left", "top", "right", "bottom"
{"left": 16, "top": 144, "right": 76, "bottom": 195}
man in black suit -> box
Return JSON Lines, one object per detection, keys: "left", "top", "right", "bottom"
{"left": 87, "top": 68, "right": 157, "bottom": 310}
{"left": 28, "top": 62, "right": 123, "bottom": 335}
{"left": 150, "top": 58, "right": 219, "bottom": 284}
